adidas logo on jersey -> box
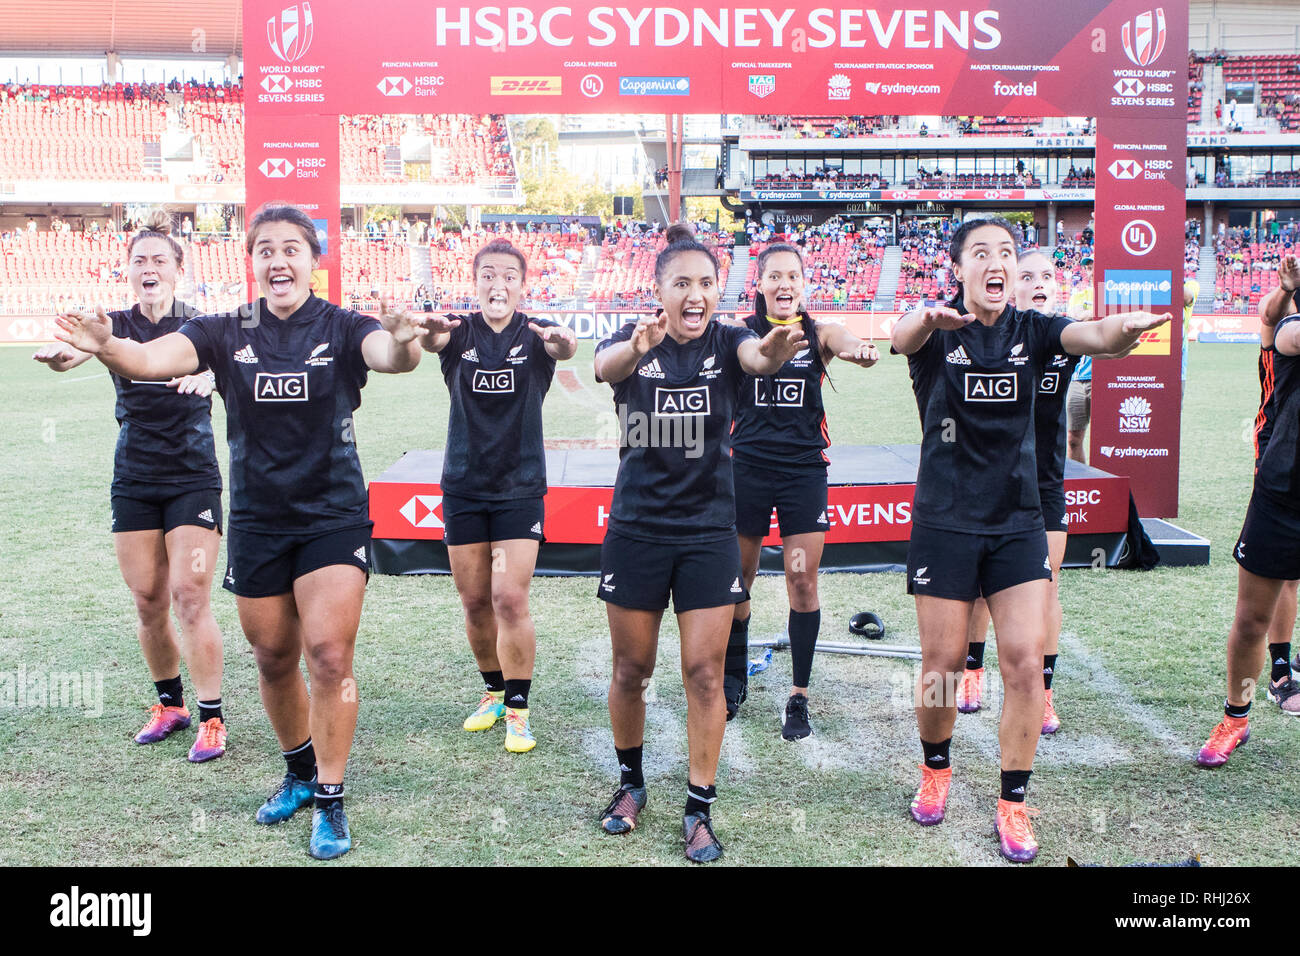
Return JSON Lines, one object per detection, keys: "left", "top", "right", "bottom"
{"left": 197, "top": 509, "right": 214, "bottom": 523}
{"left": 816, "top": 511, "right": 828, "bottom": 525}
{"left": 913, "top": 566, "right": 931, "bottom": 586}
{"left": 638, "top": 358, "right": 666, "bottom": 379}
{"left": 234, "top": 345, "right": 258, "bottom": 364}
{"left": 601, "top": 573, "right": 616, "bottom": 593}
{"left": 730, "top": 577, "right": 744, "bottom": 594}
{"left": 530, "top": 521, "right": 542, "bottom": 535}
{"left": 946, "top": 345, "right": 971, "bottom": 366}
{"left": 461, "top": 347, "right": 479, "bottom": 363}
{"left": 353, "top": 546, "right": 367, "bottom": 562}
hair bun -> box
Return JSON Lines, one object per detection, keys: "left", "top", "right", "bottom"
{"left": 665, "top": 222, "right": 696, "bottom": 245}
{"left": 140, "top": 209, "right": 172, "bottom": 234}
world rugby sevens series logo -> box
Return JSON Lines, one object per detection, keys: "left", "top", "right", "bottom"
{"left": 1121, "top": 8, "right": 1166, "bottom": 67}
{"left": 268, "top": 2, "right": 314, "bottom": 63}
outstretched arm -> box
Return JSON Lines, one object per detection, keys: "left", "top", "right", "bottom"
{"left": 54, "top": 306, "right": 200, "bottom": 379}
{"left": 815, "top": 320, "right": 879, "bottom": 368}
{"left": 361, "top": 298, "right": 424, "bottom": 373}
{"left": 890, "top": 306, "right": 974, "bottom": 356}
{"left": 1060, "top": 311, "right": 1172, "bottom": 356}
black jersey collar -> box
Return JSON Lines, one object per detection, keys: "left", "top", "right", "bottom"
{"left": 263, "top": 292, "right": 326, "bottom": 326}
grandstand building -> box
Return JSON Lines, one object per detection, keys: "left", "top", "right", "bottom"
{"left": 0, "top": 0, "right": 1298, "bottom": 334}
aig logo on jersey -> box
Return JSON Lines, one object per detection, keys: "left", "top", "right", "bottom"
{"left": 755, "top": 378, "right": 805, "bottom": 407}
{"left": 1039, "top": 371, "right": 1060, "bottom": 395}
{"left": 255, "top": 372, "right": 309, "bottom": 402}
{"left": 964, "top": 372, "right": 1017, "bottom": 402}
{"left": 655, "top": 386, "right": 710, "bottom": 417}
{"left": 473, "top": 368, "right": 515, "bottom": 393}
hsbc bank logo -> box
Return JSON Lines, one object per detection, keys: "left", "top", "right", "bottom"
{"left": 1121, "top": 8, "right": 1166, "bottom": 67}
{"left": 259, "top": 157, "right": 295, "bottom": 178}
{"left": 1109, "top": 159, "right": 1142, "bottom": 180}
{"left": 377, "top": 77, "right": 412, "bottom": 96}
{"left": 655, "top": 386, "right": 710, "bottom": 416}
{"left": 964, "top": 372, "right": 1017, "bottom": 403}
{"left": 267, "top": 2, "right": 314, "bottom": 63}
{"left": 400, "top": 494, "right": 443, "bottom": 529}
{"left": 1121, "top": 220, "right": 1156, "bottom": 256}
{"left": 261, "top": 75, "right": 293, "bottom": 94}
{"left": 1114, "top": 77, "right": 1146, "bottom": 97}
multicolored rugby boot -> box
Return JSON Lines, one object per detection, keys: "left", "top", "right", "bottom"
{"left": 188, "top": 717, "right": 227, "bottom": 762}
{"left": 599, "top": 784, "right": 647, "bottom": 835}
{"left": 995, "top": 799, "right": 1040, "bottom": 863}
{"left": 1197, "top": 715, "right": 1250, "bottom": 768}
{"left": 134, "top": 703, "right": 191, "bottom": 744}
{"left": 463, "top": 690, "right": 506, "bottom": 731}
{"left": 910, "top": 764, "right": 952, "bottom": 826}
{"left": 1041, "top": 689, "right": 1060, "bottom": 735}
{"left": 504, "top": 707, "right": 536, "bottom": 752}
{"left": 957, "top": 668, "right": 984, "bottom": 714}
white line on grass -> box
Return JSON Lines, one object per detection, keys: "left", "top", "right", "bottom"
{"left": 59, "top": 372, "right": 108, "bottom": 384}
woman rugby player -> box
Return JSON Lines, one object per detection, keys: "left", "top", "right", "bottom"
{"left": 54, "top": 203, "right": 427, "bottom": 860}
{"left": 891, "top": 218, "right": 1169, "bottom": 862}
{"left": 35, "top": 210, "right": 228, "bottom": 762}
{"left": 592, "top": 223, "right": 805, "bottom": 862}
{"left": 1198, "top": 254, "right": 1300, "bottom": 767}
{"left": 724, "top": 242, "right": 879, "bottom": 739}
{"left": 417, "top": 238, "right": 576, "bottom": 753}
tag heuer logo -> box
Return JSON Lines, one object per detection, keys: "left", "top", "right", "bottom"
{"left": 748, "top": 74, "right": 776, "bottom": 98}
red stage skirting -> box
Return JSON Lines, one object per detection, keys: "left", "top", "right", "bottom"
{"left": 369, "top": 445, "right": 1134, "bottom": 576}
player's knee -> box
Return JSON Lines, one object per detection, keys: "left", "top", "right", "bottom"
{"left": 252, "top": 643, "right": 299, "bottom": 681}
{"left": 611, "top": 656, "right": 654, "bottom": 691}
{"left": 459, "top": 588, "right": 494, "bottom": 622}
{"left": 997, "top": 648, "right": 1042, "bottom": 690}
{"left": 787, "top": 574, "right": 819, "bottom": 611}
{"left": 169, "top": 578, "right": 210, "bottom": 628}
{"left": 130, "top": 588, "right": 170, "bottom": 627}
{"left": 682, "top": 658, "right": 722, "bottom": 701}
{"left": 490, "top": 588, "right": 530, "bottom": 626}
{"left": 304, "top": 640, "right": 353, "bottom": 686}
{"left": 1232, "top": 603, "right": 1275, "bottom": 640}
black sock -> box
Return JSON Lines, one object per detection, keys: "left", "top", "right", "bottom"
{"left": 283, "top": 738, "right": 317, "bottom": 781}
{"left": 726, "top": 615, "right": 750, "bottom": 677}
{"left": 1225, "top": 699, "right": 1251, "bottom": 720}
{"left": 921, "top": 737, "right": 952, "bottom": 771}
{"left": 504, "top": 678, "right": 531, "bottom": 710}
{"left": 685, "top": 782, "right": 716, "bottom": 817}
{"left": 616, "top": 745, "right": 644, "bottom": 789}
{"left": 788, "top": 609, "right": 820, "bottom": 688}
{"left": 198, "top": 698, "right": 223, "bottom": 723}
{"left": 966, "top": 642, "right": 985, "bottom": 670}
{"left": 315, "top": 781, "right": 344, "bottom": 810}
{"left": 154, "top": 675, "right": 184, "bottom": 709}
{"left": 1001, "top": 769, "right": 1032, "bottom": 803}
{"left": 1269, "top": 643, "right": 1292, "bottom": 683}
{"left": 480, "top": 670, "right": 505, "bottom": 693}
{"left": 1042, "top": 654, "right": 1058, "bottom": 690}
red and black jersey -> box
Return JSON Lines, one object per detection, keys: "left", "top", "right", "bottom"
{"left": 731, "top": 309, "right": 831, "bottom": 474}
{"left": 1255, "top": 291, "right": 1300, "bottom": 469}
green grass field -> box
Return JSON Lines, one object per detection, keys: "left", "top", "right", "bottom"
{"left": 1, "top": 337, "right": 1295, "bottom": 867}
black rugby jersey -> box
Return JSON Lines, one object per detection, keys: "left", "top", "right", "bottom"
{"left": 178, "top": 294, "right": 381, "bottom": 532}
{"left": 437, "top": 311, "right": 558, "bottom": 501}
{"left": 596, "top": 319, "right": 758, "bottom": 543}
{"left": 1255, "top": 313, "right": 1300, "bottom": 506}
{"left": 1034, "top": 347, "right": 1081, "bottom": 503}
{"left": 1255, "top": 291, "right": 1300, "bottom": 468}
{"left": 731, "top": 310, "right": 830, "bottom": 474}
{"left": 906, "top": 305, "right": 1071, "bottom": 534}
{"left": 108, "top": 302, "right": 221, "bottom": 494}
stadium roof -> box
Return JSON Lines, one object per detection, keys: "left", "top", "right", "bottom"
{"left": 0, "top": 0, "right": 242, "bottom": 58}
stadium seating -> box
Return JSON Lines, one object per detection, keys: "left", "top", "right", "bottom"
{"left": 1221, "top": 54, "right": 1300, "bottom": 130}
{"left": 741, "top": 235, "right": 882, "bottom": 309}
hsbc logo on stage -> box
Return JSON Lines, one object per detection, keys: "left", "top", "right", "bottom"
{"left": 259, "top": 158, "right": 295, "bottom": 178}
{"left": 748, "top": 75, "right": 776, "bottom": 98}
{"left": 1113, "top": 77, "right": 1145, "bottom": 98}
{"left": 964, "top": 373, "right": 1017, "bottom": 403}
{"left": 261, "top": 75, "right": 293, "bottom": 94}
{"left": 267, "top": 2, "right": 314, "bottom": 63}
{"left": 1118, "top": 395, "right": 1153, "bottom": 433}
{"left": 655, "top": 386, "right": 710, "bottom": 416}
{"left": 377, "top": 77, "right": 412, "bottom": 96}
{"left": 1121, "top": 220, "right": 1156, "bottom": 256}
{"left": 1122, "top": 8, "right": 1167, "bottom": 67}
{"left": 1109, "top": 159, "right": 1142, "bottom": 180}
{"left": 400, "top": 494, "right": 443, "bottom": 529}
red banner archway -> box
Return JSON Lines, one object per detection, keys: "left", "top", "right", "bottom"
{"left": 243, "top": 0, "right": 1188, "bottom": 516}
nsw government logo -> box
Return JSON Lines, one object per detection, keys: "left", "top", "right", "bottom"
{"left": 267, "top": 2, "right": 314, "bottom": 63}
{"left": 1118, "top": 395, "right": 1153, "bottom": 433}
{"left": 828, "top": 74, "right": 851, "bottom": 101}
{"left": 748, "top": 74, "right": 776, "bottom": 98}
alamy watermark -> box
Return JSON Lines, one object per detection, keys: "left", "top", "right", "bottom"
{"left": 0, "top": 665, "right": 103, "bottom": 717}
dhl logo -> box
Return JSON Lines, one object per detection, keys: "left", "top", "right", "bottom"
{"left": 1130, "top": 324, "right": 1171, "bottom": 356}
{"left": 490, "top": 76, "right": 561, "bottom": 95}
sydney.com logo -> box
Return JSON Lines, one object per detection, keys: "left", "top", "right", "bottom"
{"left": 619, "top": 76, "right": 690, "bottom": 96}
